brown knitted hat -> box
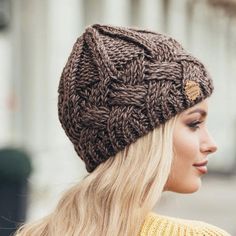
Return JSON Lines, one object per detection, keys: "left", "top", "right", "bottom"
{"left": 58, "top": 24, "right": 214, "bottom": 173}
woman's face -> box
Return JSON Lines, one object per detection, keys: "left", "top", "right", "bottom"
{"left": 164, "top": 99, "right": 217, "bottom": 193}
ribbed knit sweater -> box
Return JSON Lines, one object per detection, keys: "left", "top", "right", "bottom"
{"left": 140, "top": 212, "right": 231, "bottom": 236}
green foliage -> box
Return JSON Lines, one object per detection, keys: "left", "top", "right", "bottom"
{"left": 0, "top": 147, "right": 33, "bottom": 182}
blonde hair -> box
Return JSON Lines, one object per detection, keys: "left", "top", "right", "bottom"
{"left": 15, "top": 115, "right": 178, "bottom": 236}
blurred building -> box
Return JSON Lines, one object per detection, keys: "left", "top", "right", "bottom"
{"left": 0, "top": 0, "right": 235, "bottom": 232}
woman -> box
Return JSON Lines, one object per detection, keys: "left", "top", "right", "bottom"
{"left": 15, "top": 24, "right": 231, "bottom": 235}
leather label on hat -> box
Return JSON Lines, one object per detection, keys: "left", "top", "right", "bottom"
{"left": 184, "top": 80, "right": 200, "bottom": 101}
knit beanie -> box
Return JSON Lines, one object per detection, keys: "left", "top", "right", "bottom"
{"left": 58, "top": 24, "right": 214, "bottom": 173}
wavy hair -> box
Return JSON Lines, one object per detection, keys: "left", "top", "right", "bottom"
{"left": 15, "top": 115, "right": 178, "bottom": 236}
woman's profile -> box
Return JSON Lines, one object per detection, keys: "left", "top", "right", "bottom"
{"left": 15, "top": 24, "right": 231, "bottom": 236}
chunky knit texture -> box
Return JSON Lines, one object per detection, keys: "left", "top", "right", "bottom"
{"left": 58, "top": 24, "right": 214, "bottom": 172}
{"left": 139, "top": 212, "right": 231, "bottom": 236}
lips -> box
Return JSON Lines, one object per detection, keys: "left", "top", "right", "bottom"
{"left": 193, "top": 160, "right": 208, "bottom": 174}
{"left": 193, "top": 160, "right": 208, "bottom": 167}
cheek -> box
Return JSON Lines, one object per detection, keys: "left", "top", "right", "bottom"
{"left": 174, "top": 130, "right": 199, "bottom": 164}
{"left": 165, "top": 130, "right": 201, "bottom": 193}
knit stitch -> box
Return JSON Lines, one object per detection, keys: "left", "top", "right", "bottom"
{"left": 139, "top": 212, "right": 231, "bottom": 236}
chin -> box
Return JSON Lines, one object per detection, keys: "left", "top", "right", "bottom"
{"left": 165, "top": 179, "right": 202, "bottom": 193}
{"left": 178, "top": 179, "right": 202, "bottom": 193}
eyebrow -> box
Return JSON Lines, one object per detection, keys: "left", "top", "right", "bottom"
{"left": 187, "top": 108, "right": 207, "bottom": 117}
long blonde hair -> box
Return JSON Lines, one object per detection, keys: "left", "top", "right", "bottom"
{"left": 15, "top": 115, "right": 178, "bottom": 236}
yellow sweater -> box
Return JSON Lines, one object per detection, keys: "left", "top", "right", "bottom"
{"left": 140, "top": 212, "right": 231, "bottom": 236}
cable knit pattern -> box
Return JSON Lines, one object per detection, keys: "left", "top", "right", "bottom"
{"left": 139, "top": 212, "right": 231, "bottom": 236}
{"left": 58, "top": 24, "right": 214, "bottom": 172}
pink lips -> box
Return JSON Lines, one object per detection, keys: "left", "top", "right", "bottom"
{"left": 193, "top": 160, "right": 208, "bottom": 174}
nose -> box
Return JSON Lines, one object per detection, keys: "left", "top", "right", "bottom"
{"left": 200, "top": 130, "right": 218, "bottom": 154}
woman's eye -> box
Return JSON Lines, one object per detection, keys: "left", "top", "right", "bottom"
{"left": 188, "top": 121, "right": 202, "bottom": 130}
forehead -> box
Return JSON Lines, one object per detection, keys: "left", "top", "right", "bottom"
{"left": 182, "top": 100, "right": 208, "bottom": 117}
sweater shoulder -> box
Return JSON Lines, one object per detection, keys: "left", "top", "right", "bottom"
{"left": 139, "top": 212, "right": 231, "bottom": 236}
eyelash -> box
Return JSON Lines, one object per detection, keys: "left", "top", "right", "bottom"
{"left": 188, "top": 121, "right": 203, "bottom": 130}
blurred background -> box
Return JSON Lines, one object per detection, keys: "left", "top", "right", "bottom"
{"left": 0, "top": 0, "right": 235, "bottom": 235}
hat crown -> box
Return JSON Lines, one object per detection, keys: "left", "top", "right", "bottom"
{"left": 58, "top": 24, "right": 213, "bottom": 172}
